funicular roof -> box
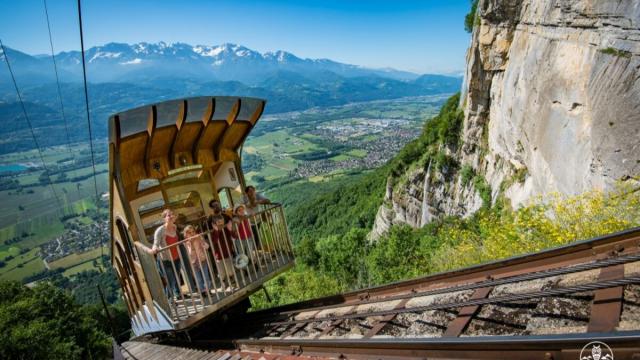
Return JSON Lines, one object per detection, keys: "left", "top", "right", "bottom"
{"left": 108, "top": 96, "right": 266, "bottom": 190}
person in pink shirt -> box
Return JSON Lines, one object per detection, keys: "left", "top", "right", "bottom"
{"left": 184, "top": 225, "right": 212, "bottom": 294}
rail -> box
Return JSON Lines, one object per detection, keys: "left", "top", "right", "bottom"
{"left": 135, "top": 204, "right": 294, "bottom": 328}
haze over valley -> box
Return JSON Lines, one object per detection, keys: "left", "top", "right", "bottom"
{"left": 0, "top": 41, "right": 460, "bottom": 284}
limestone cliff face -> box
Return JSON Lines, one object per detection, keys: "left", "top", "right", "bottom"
{"left": 371, "top": 0, "right": 640, "bottom": 239}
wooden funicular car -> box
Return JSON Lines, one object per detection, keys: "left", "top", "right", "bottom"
{"left": 108, "top": 96, "right": 294, "bottom": 335}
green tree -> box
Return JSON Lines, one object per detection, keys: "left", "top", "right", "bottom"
{"left": 365, "top": 225, "right": 435, "bottom": 285}
{"left": 316, "top": 228, "right": 368, "bottom": 287}
{"left": 295, "top": 235, "right": 320, "bottom": 267}
{"left": 464, "top": 0, "right": 480, "bottom": 33}
{"left": 0, "top": 281, "right": 111, "bottom": 360}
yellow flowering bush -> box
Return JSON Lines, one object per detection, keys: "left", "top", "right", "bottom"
{"left": 429, "top": 182, "right": 640, "bottom": 273}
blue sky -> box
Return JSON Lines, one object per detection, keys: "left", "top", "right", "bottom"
{"left": 0, "top": 0, "right": 472, "bottom": 74}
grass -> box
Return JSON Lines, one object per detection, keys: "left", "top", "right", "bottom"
{"left": 0, "top": 245, "right": 22, "bottom": 260}
{"left": 329, "top": 154, "right": 351, "bottom": 162}
{"left": 346, "top": 149, "right": 367, "bottom": 158}
{"left": 0, "top": 212, "right": 66, "bottom": 249}
{"left": 0, "top": 170, "right": 108, "bottom": 230}
{"left": 0, "top": 248, "right": 45, "bottom": 281}
{"left": 244, "top": 130, "right": 323, "bottom": 180}
{"left": 48, "top": 246, "right": 108, "bottom": 270}
{"left": 63, "top": 260, "right": 99, "bottom": 277}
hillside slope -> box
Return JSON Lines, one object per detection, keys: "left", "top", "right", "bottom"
{"left": 371, "top": 0, "right": 640, "bottom": 236}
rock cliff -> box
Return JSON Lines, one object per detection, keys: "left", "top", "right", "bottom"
{"left": 371, "top": 0, "right": 640, "bottom": 239}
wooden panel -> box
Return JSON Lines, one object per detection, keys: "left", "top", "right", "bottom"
{"left": 119, "top": 133, "right": 149, "bottom": 187}
{"left": 443, "top": 287, "right": 493, "bottom": 337}
{"left": 196, "top": 121, "right": 227, "bottom": 166}
{"left": 146, "top": 126, "right": 177, "bottom": 177}
{"left": 588, "top": 264, "right": 624, "bottom": 332}
{"left": 172, "top": 122, "right": 203, "bottom": 167}
{"left": 218, "top": 122, "right": 251, "bottom": 156}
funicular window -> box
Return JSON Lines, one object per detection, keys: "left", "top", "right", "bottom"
{"left": 167, "top": 191, "right": 205, "bottom": 227}
{"left": 138, "top": 198, "right": 166, "bottom": 240}
{"left": 167, "top": 164, "right": 203, "bottom": 176}
{"left": 138, "top": 198, "right": 165, "bottom": 214}
{"left": 137, "top": 178, "right": 160, "bottom": 192}
{"left": 218, "top": 188, "right": 233, "bottom": 209}
{"left": 116, "top": 219, "right": 137, "bottom": 261}
{"left": 163, "top": 169, "right": 203, "bottom": 184}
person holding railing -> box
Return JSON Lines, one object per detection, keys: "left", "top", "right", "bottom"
{"left": 210, "top": 215, "right": 238, "bottom": 289}
{"left": 146, "top": 209, "right": 182, "bottom": 299}
{"left": 234, "top": 204, "right": 258, "bottom": 264}
{"left": 242, "top": 185, "right": 271, "bottom": 250}
{"left": 184, "top": 225, "right": 212, "bottom": 295}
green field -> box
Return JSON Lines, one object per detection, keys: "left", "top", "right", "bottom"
{"left": 49, "top": 246, "right": 108, "bottom": 270}
{"left": 346, "top": 149, "right": 367, "bottom": 158}
{"left": 0, "top": 197, "right": 99, "bottom": 249}
{"left": 329, "top": 154, "right": 352, "bottom": 162}
{"left": 63, "top": 260, "right": 99, "bottom": 277}
{"left": 0, "top": 141, "right": 109, "bottom": 282}
{"left": 0, "top": 248, "right": 45, "bottom": 282}
{"left": 244, "top": 129, "right": 324, "bottom": 180}
{"left": 0, "top": 245, "right": 21, "bottom": 259}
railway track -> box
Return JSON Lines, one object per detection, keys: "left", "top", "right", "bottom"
{"left": 120, "top": 227, "right": 640, "bottom": 359}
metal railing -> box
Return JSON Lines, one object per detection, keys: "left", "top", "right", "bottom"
{"left": 136, "top": 204, "right": 294, "bottom": 325}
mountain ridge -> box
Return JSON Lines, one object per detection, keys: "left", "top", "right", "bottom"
{"left": 1, "top": 42, "right": 439, "bottom": 85}
{"left": 0, "top": 42, "right": 463, "bottom": 154}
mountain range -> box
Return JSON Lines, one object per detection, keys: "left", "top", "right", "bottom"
{"left": 0, "top": 42, "right": 462, "bottom": 154}
{"left": 2, "top": 42, "right": 452, "bottom": 85}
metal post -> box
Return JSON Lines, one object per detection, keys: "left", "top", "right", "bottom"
{"left": 240, "top": 219, "right": 260, "bottom": 281}
{"left": 176, "top": 243, "right": 198, "bottom": 315}
{"left": 167, "top": 252, "right": 187, "bottom": 319}
{"left": 249, "top": 213, "right": 269, "bottom": 275}
{"left": 263, "top": 208, "right": 284, "bottom": 267}
{"left": 97, "top": 284, "right": 118, "bottom": 340}
{"left": 203, "top": 220, "right": 223, "bottom": 300}
{"left": 227, "top": 223, "right": 247, "bottom": 287}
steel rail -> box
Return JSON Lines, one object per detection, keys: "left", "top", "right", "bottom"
{"left": 231, "top": 331, "right": 640, "bottom": 360}
{"left": 263, "top": 276, "right": 640, "bottom": 327}
{"left": 244, "top": 251, "right": 640, "bottom": 321}
{"left": 236, "top": 330, "right": 640, "bottom": 348}
{"left": 247, "top": 226, "right": 640, "bottom": 318}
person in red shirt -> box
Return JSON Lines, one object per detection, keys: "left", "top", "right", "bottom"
{"left": 210, "top": 215, "right": 238, "bottom": 287}
{"left": 233, "top": 204, "right": 257, "bottom": 262}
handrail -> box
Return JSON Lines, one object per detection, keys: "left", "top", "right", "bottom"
{"left": 135, "top": 203, "right": 294, "bottom": 327}
{"left": 151, "top": 203, "right": 285, "bottom": 252}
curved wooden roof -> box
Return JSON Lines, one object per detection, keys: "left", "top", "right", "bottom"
{"left": 108, "top": 96, "right": 265, "bottom": 189}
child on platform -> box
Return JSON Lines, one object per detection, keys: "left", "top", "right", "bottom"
{"left": 184, "top": 225, "right": 212, "bottom": 295}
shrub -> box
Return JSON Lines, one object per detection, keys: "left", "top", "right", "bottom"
{"left": 473, "top": 175, "right": 492, "bottom": 208}
{"left": 599, "top": 47, "right": 632, "bottom": 58}
{"left": 460, "top": 164, "right": 475, "bottom": 186}
{"left": 513, "top": 166, "right": 528, "bottom": 184}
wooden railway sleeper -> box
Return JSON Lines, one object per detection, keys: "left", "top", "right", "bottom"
{"left": 264, "top": 276, "right": 640, "bottom": 328}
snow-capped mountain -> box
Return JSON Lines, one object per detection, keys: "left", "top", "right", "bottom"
{"left": 0, "top": 42, "right": 463, "bottom": 153}
{"left": 5, "top": 42, "right": 423, "bottom": 84}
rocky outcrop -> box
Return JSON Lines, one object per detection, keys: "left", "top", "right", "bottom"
{"left": 371, "top": 0, "right": 640, "bottom": 239}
